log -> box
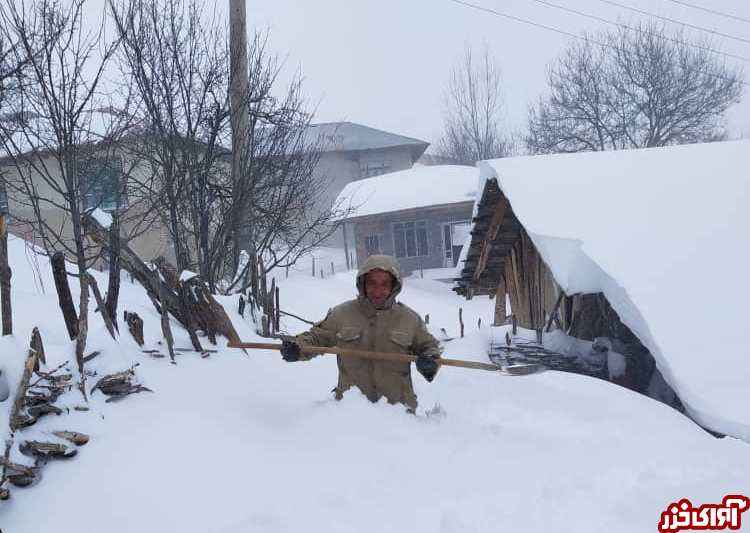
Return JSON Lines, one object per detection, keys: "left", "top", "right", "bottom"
{"left": 88, "top": 274, "right": 117, "bottom": 340}
{"left": 105, "top": 212, "right": 121, "bottom": 332}
{"left": 124, "top": 311, "right": 144, "bottom": 346}
{"left": 0, "top": 214, "right": 12, "bottom": 336}
{"left": 51, "top": 252, "right": 78, "bottom": 340}
{"left": 52, "top": 431, "right": 90, "bottom": 446}
{"left": 91, "top": 366, "right": 152, "bottom": 402}
{"left": 181, "top": 276, "right": 241, "bottom": 345}
{"left": 85, "top": 215, "right": 240, "bottom": 347}
{"left": 10, "top": 333, "right": 41, "bottom": 431}
{"left": 83, "top": 216, "right": 186, "bottom": 326}
{"left": 30, "top": 326, "right": 46, "bottom": 367}
{"left": 157, "top": 277, "right": 175, "bottom": 362}
{"left": 27, "top": 403, "right": 63, "bottom": 418}
{"left": 20, "top": 440, "right": 77, "bottom": 459}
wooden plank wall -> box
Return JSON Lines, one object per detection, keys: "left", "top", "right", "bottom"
{"left": 501, "top": 229, "right": 564, "bottom": 333}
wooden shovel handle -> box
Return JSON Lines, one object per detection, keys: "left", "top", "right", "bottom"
{"left": 227, "top": 341, "right": 501, "bottom": 372}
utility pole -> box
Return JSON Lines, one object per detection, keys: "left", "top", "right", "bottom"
{"left": 229, "top": 0, "right": 251, "bottom": 271}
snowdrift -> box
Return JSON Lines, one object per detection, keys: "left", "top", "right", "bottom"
{"left": 480, "top": 140, "right": 750, "bottom": 440}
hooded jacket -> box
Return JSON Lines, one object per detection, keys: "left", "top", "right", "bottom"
{"left": 295, "top": 255, "right": 440, "bottom": 410}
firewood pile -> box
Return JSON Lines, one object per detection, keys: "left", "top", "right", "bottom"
{"left": 83, "top": 213, "right": 241, "bottom": 353}
{"left": 0, "top": 329, "right": 90, "bottom": 501}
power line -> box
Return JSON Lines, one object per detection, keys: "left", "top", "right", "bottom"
{"left": 597, "top": 0, "right": 750, "bottom": 45}
{"left": 447, "top": 0, "right": 750, "bottom": 86}
{"left": 528, "top": 0, "right": 750, "bottom": 62}
{"left": 448, "top": 0, "right": 581, "bottom": 41}
{"left": 661, "top": 0, "right": 750, "bottom": 26}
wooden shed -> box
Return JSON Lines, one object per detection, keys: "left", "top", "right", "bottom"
{"left": 455, "top": 177, "right": 670, "bottom": 402}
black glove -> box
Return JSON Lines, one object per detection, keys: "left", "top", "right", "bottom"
{"left": 416, "top": 355, "right": 439, "bottom": 382}
{"left": 280, "top": 339, "right": 302, "bottom": 362}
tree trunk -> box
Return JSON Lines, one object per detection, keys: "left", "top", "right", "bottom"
{"left": 89, "top": 274, "right": 117, "bottom": 340}
{"left": 105, "top": 211, "right": 121, "bottom": 332}
{"left": 0, "top": 215, "right": 11, "bottom": 336}
{"left": 51, "top": 252, "right": 78, "bottom": 340}
{"left": 75, "top": 269, "right": 89, "bottom": 400}
{"left": 124, "top": 311, "right": 144, "bottom": 346}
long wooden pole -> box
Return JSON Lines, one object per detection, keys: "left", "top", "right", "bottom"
{"left": 0, "top": 215, "right": 11, "bottom": 335}
{"left": 227, "top": 341, "right": 503, "bottom": 372}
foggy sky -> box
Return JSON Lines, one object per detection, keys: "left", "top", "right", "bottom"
{"left": 243, "top": 0, "right": 750, "bottom": 149}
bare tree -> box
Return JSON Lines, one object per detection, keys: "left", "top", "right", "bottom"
{"left": 527, "top": 22, "right": 744, "bottom": 153}
{"left": 437, "top": 44, "right": 512, "bottom": 165}
{"left": 111, "top": 0, "right": 348, "bottom": 295}
{"left": 0, "top": 0, "right": 127, "bottom": 392}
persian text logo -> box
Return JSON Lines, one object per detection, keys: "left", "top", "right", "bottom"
{"left": 658, "top": 495, "right": 749, "bottom": 532}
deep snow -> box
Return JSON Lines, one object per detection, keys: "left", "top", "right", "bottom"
{"left": 1, "top": 234, "right": 748, "bottom": 532}
{"left": 480, "top": 140, "right": 750, "bottom": 441}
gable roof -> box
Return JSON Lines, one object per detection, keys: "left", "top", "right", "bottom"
{"left": 335, "top": 164, "right": 477, "bottom": 220}
{"left": 305, "top": 122, "right": 429, "bottom": 160}
{"left": 461, "top": 140, "right": 750, "bottom": 440}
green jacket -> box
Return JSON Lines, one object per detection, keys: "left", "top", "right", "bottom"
{"left": 296, "top": 255, "right": 440, "bottom": 410}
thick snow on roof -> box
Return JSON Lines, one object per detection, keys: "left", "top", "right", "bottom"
{"left": 336, "top": 165, "right": 477, "bottom": 219}
{"left": 480, "top": 140, "right": 750, "bottom": 440}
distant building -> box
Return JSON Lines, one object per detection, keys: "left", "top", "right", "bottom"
{"left": 0, "top": 120, "right": 429, "bottom": 263}
{"left": 335, "top": 165, "right": 477, "bottom": 275}
{"left": 307, "top": 122, "right": 429, "bottom": 212}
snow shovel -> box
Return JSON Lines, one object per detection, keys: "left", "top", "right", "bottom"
{"left": 226, "top": 340, "right": 544, "bottom": 376}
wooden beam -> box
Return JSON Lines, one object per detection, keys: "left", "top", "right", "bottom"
{"left": 472, "top": 196, "right": 509, "bottom": 284}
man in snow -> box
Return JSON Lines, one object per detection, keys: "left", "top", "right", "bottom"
{"left": 280, "top": 254, "right": 441, "bottom": 411}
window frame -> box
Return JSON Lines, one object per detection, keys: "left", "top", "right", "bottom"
{"left": 392, "top": 220, "right": 429, "bottom": 258}
{"left": 81, "top": 155, "right": 127, "bottom": 213}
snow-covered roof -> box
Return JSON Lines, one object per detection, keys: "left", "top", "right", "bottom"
{"left": 479, "top": 140, "right": 750, "bottom": 440}
{"left": 304, "top": 122, "right": 428, "bottom": 157}
{"left": 335, "top": 165, "right": 478, "bottom": 219}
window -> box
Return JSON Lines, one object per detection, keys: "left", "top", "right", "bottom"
{"left": 364, "top": 235, "right": 381, "bottom": 255}
{"left": 81, "top": 158, "right": 126, "bottom": 212}
{"left": 393, "top": 221, "right": 428, "bottom": 258}
{"left": 360, "top": 160, "right": 392, "bottom": 178}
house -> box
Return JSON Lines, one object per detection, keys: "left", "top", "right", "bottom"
{"left": 335, "top": 165, "right": 477, "bottom": 275}
{"left": 0, "top": 120, "right": 428, "bottom": 265}
{"left": 307, "top": 122, "right": 429, "bottom": 216}
{"left": 454, "top": 140, "right": 750, "bottom": 441}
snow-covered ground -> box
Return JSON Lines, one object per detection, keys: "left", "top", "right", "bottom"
{"left": 1, "top": 235, "right": 749, "bottom": 532}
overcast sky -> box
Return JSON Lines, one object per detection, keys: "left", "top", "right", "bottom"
{"left": 235, "top": 0, "right": 750, "bottom": 150}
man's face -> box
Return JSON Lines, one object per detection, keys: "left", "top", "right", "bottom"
{"left": 365, "top": 269, "right": 394, "bottom": 308}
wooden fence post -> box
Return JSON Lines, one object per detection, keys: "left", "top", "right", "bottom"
{"left": 0, "top": 214, "right": 11, "bottom": 336}
{"left": 51, "top": 252, "right": 78, "bottom": 340}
